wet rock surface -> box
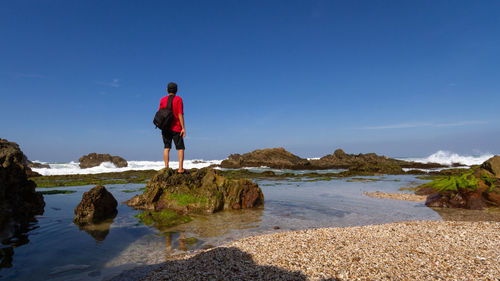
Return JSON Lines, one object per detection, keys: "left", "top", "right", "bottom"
{"left": 73, "top": 185, "right": 118, "bottom": 225}
{"left": 78, "top": 153, "right": 128, "bottom": 169}
{"left": 126, "top": 168, "right": 264, "bottom": 218}
{"left": 0, "top": 139, "right": 45, "bottom": 236}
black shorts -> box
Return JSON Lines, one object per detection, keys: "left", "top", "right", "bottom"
{"left": 162, "top": 130, "right": 185, "bottom": 150}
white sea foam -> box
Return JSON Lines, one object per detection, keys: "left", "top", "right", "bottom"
{"left": 32, "top": 160, "right": 222, "bottom": 176}
{"left": 400, "top": 150, "right": 494, "bottom": 166}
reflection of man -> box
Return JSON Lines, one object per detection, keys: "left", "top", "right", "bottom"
{"left": 158, "top": 82, "right": 186, "bottom": 172}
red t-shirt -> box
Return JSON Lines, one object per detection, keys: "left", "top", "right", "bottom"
{"left": 159, "top": 95, "right": 184, "bottom": 132}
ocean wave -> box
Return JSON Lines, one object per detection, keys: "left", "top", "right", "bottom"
{"left": 401, "top": 150, "right": 494, "bottom": 166}
{"left": 32, "top": 160, "right": 222, "bottom": 176}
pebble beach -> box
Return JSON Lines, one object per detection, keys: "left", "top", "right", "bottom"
{"left": 143, "top": 221, "right": 500, "bottom": 281}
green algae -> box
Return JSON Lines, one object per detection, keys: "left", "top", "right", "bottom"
{"left": 167, "top": 192, "right": 208, "bottom": 206}
{"left": 31, "top": 170, "right": 157, "bottom": 188}
{"left": 39, "top": 190, "right": 77, "bottom": 195}
{"left": 420, "top": 171, "right": 479, "bottom": 192}
{"left": 122, "top": 187, "right": 147, "bottom": 193}
{"left": 180, "top": 237, "right": 198, "bottom": 245}
{"left": 135, "top": 210, "right": 192, "bottom": 228}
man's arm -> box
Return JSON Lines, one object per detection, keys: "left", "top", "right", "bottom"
{"left": 179, "top": 113, "right": 186, "bottom": 138}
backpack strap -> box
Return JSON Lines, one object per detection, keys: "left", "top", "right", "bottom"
{"left": 166, "top": 95, "right": 174, "bottom": 110}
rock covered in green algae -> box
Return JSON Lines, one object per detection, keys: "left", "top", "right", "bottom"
{"left": 73, "top": 185, "right": 118, "bottom": 225}
{"left": 125, "top": 168, "right": 264, "bottom": 215}
{"left": 417, "top": 157, "right": 500, "bottom": 210}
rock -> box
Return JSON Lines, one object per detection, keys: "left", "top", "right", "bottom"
{"left": 73, "top": 185, "right": 118, "bottom": 225}
{"left": 0, "top": 139, "right": 45, "bottom": 236}
{"left": 220, "top": 148, "right": 311, "bottom": 169}
{"left": 480, "top": 155, "right": 500, "bottom": 178}
{"left": 27, "top": 160, "right": 50, "bottom": 169}
{"left": 126, "top": 168, "right": 264, "bottom": 217}
{"left": 310, "top": 149, "right": 445, "bottom": 170}
{"left": 422, "top": 164, "right": 500, "bottom": 210}
{"left": 78, "top": 153, "right": 128, "bottom": 169}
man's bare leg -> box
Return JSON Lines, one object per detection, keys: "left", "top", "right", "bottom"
{"left": 163, "top": 148, "right": 170, "bottom": 168}
{"left": 178, "top": 149, "right": 185, "bottom": 173}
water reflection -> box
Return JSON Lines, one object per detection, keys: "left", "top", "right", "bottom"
{"left": 432, "top": 207, "right": 500, "bottom": 222}
{"left": 76, "top": 218, "right": 115, "bottom": 242}
{"left": 156, "top": 208, "right": 264, "bottom": 238}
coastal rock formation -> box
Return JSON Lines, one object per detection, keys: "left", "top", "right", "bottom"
{"left": 310, "top": 149, "right": 445, "bottom": 170}
{"left": 418, "top": 157, "right": 500, "bottom": 210}
{"left": 480, "top": 155, "right": 500, "bottom": 178}
{"left": 73, "top": 185, "right": 118, "bottom": 225}
{"left": 220, "top": 148, "right": 311, "bottom": 169}
{"left": 0, "top": 139, "right": 45, "bottom": 235}
{"left": 27, "top": 160, "right": 50, "bottom": 169}
{"left": 126, "top": 168, "right": 264, "bottom": 216}
{"left": 78, "top": 153, "right": 128, "bottom": 169}
{"left": 220, "top": 147, "right": 445, "bottom": 172}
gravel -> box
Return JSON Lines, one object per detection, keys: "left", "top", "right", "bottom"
{"left": 364, "top": 191, "right": 427, "bottom": 202}
{"left": 142, "top": 220, "right": 500, "bottom": 280}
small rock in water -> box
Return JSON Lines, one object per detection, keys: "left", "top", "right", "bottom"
{"left": 73, "top": 185, "right": 118, "bottom": 225}
{"left": 274, "top": 226, "right": 280, "bottom": 230}
{"left": 50, "top": 264, "right": 91, "bottom": 275}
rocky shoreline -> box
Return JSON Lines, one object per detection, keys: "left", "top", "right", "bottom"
{"left": 220, "top": 148, "right": 448, "bottom": 171}
{"left": 141, "top": 220, "right": 500, "bottom": 281}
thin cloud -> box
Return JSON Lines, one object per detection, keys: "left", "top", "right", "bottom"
{"left": 96, "top": 78, "right": 120, "bottom": 88}
{"left": 360, "top": 120, "right": 488, "bottom": 130}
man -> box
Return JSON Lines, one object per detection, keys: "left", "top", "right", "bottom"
{"left": 158, "top": 82, "right": 186, "bottom": 172}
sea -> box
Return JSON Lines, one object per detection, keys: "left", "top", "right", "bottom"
{"left": 1, "top": 151, "right": 497, "bottom": 280}
{"left": 31, "top": 150, "right": 495, "bottom": 176}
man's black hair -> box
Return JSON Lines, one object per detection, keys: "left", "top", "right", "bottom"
{"left": 167, "top": 82, "right": 178, "bottom": 94}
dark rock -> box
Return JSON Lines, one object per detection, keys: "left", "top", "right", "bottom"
{"left": 27, "top": 161, "right": 50, "bottom": 169}
{"left": 220, "top": 147, "right": 447, "bottom": 172}
{"left": 480, "top": 155, "right": 500, "bottom": 178}
{"left": 73, "top": 185, "right": 117, "bottom": 225}
{"left": 79, "top": 153, "right": 128, "bottom": 169}
{"left": 126, "top": 168, "right": 264, "bottom": 215}
{"left": 0, "top": 139, "right": 45, "bottom": 237}
{"left": 310, "top": 149, "right": 446, "bottom": 170}
{"left": 220, "top": 148, "right": 311, "bottom": 169}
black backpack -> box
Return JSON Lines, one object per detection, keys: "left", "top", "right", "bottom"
{"left": 153, "top": 95, "right": 175, "bottom": 131}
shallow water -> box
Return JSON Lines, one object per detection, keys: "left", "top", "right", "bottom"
{"left": 1, "top": 174, "right": 498, "bottom": 280}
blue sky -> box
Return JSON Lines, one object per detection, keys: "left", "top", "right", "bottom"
{"left": 1, "top": 0, "right": 499, "bottom": 161}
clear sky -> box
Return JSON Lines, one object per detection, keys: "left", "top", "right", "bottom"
{"left": 1, "top": 0, "right": 499, "bottom": 161}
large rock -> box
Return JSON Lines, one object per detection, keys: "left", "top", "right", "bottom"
{"left": 220, "top": 148, "right": 445, "bottom": 172}
{"left": 310, "top": 149, "right": 445, "bottom": 170}
{"left": 73, "top": 185, "right": 118, "bottom": 225}
{"left": 79, "top": 153, "right": 128, "bottom": 169}
{"left": 0, "top": 139, "right": 45, "bottom": 234}
{"left": 126, "top": 168, "right": 264, "bottom": 215}
{"left": 421, "top": 164, "right": 500, "bottom": 210}
{"left": 480, "top": 155, "right": 500, "bottom": 178}
{"left": 220, "top": 148, "right": 311, "bottom": 169}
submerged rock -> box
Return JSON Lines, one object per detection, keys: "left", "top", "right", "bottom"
{"left": 220, "top": 148, "right": 311, "bottom": 169}
{"left": 78, "top": 153, "right": 128, "bottom": 169}
{"left": 0, "top": 139, "right": 45, "bottom": 236}
{"left": 126, "top": 168, "right": 264, "bottom": 227}
{"left": 73, "top": 185, "right": 118, "bottom": 225}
